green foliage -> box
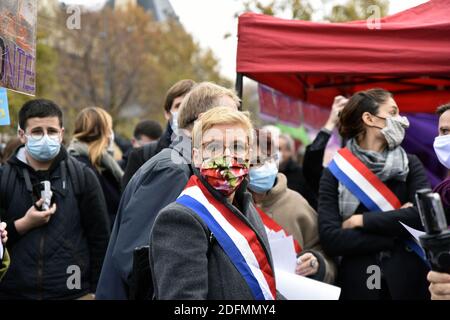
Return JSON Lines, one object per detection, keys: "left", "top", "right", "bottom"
{"left": 239, "top": 0, "right": 389, "bottom": 22}
{"left": 327, "top": 0, "right": 389, "bottom": 22}
{"left": 241, "top": 0, "right": 313, "bottom": 20}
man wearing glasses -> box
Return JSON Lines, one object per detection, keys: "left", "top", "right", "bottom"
{"left": 0, "top": 99, "right": 110, "bottom": 300}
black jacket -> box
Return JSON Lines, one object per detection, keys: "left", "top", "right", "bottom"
{"left": 279, "top": 158, "right": 317, "bottom": 209}
{"left": 303, "top": 129, "right": 332, "bottom": 195}
{"left": 122, "top": 123, "right": 173, "bottom": 189}
{"left": 72, "top": 154, "right": 121, "bottom": 229}
{"left": 0, "top": 146, "right": 110, "bottom": 299}
{"left": 318, "top": 154, "right": 431, "bottom": 300}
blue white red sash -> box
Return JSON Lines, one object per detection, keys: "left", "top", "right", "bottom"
{"left": 256, "top": 207, "right": 302, "bottom": 255}
{"left": 176, "top": 176, "right": 277, "bottom": 300}
{"left": 328, "top": 148, "right": 427, "bottom": 263}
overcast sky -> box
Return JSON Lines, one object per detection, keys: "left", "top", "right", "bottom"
{"left": 59, "top": 0, "right": 429, "bottom": 80}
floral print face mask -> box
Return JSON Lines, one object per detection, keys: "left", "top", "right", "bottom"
{"left": 199, "top": 156, "right": 249, "bottom": 197}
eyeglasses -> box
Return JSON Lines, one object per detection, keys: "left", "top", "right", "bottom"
{"left": 26, "top": 130, "right": 61, "bottom": 141}
{"left": 203, "top": 140, "right": 249, "bottom": 157}
{"left": 250, "top": 152, "right": 280, "bottom": 167}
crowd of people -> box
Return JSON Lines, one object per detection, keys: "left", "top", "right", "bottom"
{"left": 0, "top": 79, "right": 449, "bottom": 300}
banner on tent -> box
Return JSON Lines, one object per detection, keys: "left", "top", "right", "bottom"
{"left": 0, "top": 1, "right": 37, "bottom": 96}
{"left": 257, "top": 83, "right": 341, "bottom": 165}
{"left": 257, "top": 83, "right": 333, "bottom": 129}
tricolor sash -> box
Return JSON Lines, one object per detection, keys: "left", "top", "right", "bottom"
{"left": 256, "top": 207, "right": 302, "bottom": 255}
{"left": 328, "top": 148, "right": 427, "bottom": 263}
{"left": 176, "top": 176, "right": 277, "bottom": 300}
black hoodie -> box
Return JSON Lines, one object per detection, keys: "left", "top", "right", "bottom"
{"left": 122, "top": 122, "right": 173, "bottom": 189}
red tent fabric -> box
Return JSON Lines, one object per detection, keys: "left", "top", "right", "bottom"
{"left": 236, "top": 0, "right": 450, "bottom": 112}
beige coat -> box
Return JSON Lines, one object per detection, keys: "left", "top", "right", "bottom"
{"left": 255, "top": 173, "right": 336, "bottom": 284}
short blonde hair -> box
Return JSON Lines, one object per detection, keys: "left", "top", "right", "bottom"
{"left": 192, "top": 106, "right": 253, "bottom": 150}
{"left": 178, "top": 82, "right": 241, "bottom": 129}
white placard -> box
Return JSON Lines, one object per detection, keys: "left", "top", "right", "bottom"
{"left": 275, "top": 268, "right": 341, "bottom": 300}
{"left": 269, "top": 235, "right": 297, "bottom": 273}
{"left": 266, "top": 227, "right": 341, "bottom": 300}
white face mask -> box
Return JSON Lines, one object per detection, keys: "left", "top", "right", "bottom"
{"left": 434, "top": 135, "right": 450, "bottom": 168}
{"left": 107, "top": 130, "right": 115, "bottom": 155}
{"left": 170, "top": 111, "right": 179, "bottom": 134}
{"left": 380, "top": 115, "right": 410, "bottom": 150}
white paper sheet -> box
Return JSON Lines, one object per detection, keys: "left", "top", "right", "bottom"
{"left": 267, "top": 229, "right": 286, "bottom": 241}
{"left": 400, "top": 222, "right": 426, "bottom": 244}
{"left": 266, "top": 230, "right": 341, "bottom": 300}
{"left": 269, "top": 235, "right": 297, "bottom": 273}
{"left": 275, "top": 268, "right": 341, "bottom": 300}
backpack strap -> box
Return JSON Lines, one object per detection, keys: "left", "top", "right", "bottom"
{"left": 22, "top": 167, "right": 43, "bottom": 208}
{"left": 66, "top": 156, "right": 86, "bottom": 196}
{"left": 0, "top": 163, "right": 15, "bottom": 212}
{"left": 22, "top": 168, "right": 33, "bottom": 193}
{"left": 60, "top": 160, "right": 68, "bottom": 191}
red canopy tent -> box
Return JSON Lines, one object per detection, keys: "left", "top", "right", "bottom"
{"left": 236, "top": 0, "right": 450, "bottom": 112}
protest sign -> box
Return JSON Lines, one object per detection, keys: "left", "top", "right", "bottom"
{"left": 0, "top": 87, "right": 10, "bottom": 126}
{"left": 0, "top": 1, "right": 37, "bottom": 96}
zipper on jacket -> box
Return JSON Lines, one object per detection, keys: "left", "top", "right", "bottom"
{"left": 37, "top": 232, "right": 46, "bottom": 300}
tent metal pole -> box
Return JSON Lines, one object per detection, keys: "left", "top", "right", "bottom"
{"left": 235, "top": 72, "right": 243, "bottom": 110}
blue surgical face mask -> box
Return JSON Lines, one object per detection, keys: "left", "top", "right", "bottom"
{"left": 248, "top": 161, "right": 278, "bottom": 193}
{"left": 26, "top": 134, "right": 61, "bottom": 162}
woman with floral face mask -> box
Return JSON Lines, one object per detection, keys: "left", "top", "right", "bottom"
{"left": 149, "top": 107, "right": 280, "bottom": 300}
{"left": 248, "top": 129, "right": 336, "bottom": 284}
{"left": 319, "top": 88, "right": 431, "bottom": 300}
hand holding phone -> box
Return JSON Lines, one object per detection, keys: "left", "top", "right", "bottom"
{"left": 40, "top": 181, "right": 52, "bottom": 211}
